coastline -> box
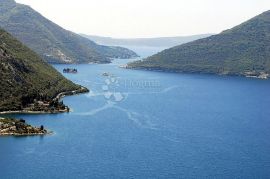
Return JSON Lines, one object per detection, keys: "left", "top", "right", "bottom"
{"left": 123, "top": 66, "right": 269, "bottom": 80}
{"left": 0, "top": 133, "right": 50, "bottom": 136}
{"left": 0, "top": 86, "right": 89, "bottom": 115}
{"left": 54, "top": 86, "right": 89, "bottom": 101}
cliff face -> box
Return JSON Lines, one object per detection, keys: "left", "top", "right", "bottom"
{"left": 128, "top": 10, "right": 270, "bottom": 78}
{"left": 0, "top": 28, "right": 82, "bottom": 111}
{"left": 0, "top": 0, "right": 138, "bottom": 64}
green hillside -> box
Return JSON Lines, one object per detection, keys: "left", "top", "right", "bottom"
{"left": 0, "top": 0, "right": 138, "bottom": 64}
{"left": 0, "top": 28, "right": 84, "bottom": 111}
{"left": 128, "top": 10, "right": 270, "bottom": 78}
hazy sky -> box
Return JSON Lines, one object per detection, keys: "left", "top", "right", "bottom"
{"left": 15, "top": 0, "right": 270, "bottom": 38}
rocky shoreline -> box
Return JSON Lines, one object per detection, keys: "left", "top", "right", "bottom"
{"left": 0, "top": 118, "right": 49, "bottom": 136}
{"left": 0, "top": 87, "right": 88, "bottom": 136}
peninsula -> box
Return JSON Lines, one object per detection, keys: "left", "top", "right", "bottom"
{"left": 0, "top": 118, "right": 49, "bottom": 136}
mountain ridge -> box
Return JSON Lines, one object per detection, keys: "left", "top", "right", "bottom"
{"left": 127, "top": 10, "right": 270, "bottom": 79}
{"left": 81, "top": 34, "right": 214, "bottom": 47}
{"left": 0, "top": 0, "right": 138, "bottom": 64}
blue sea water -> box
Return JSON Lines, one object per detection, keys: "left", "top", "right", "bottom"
{"left": 1, "top": 47, "right": 270, "bottom": 179}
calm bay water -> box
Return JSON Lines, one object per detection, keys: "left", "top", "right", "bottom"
{"left": 1, "top": 47, "right": 270, "bottom": 179}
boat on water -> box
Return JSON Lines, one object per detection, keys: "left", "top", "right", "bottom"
{"left": 102, "top": 72, "right": 110, "bottom": 76}
{"left": 63, "top": 68, "right": 78, "bottom": 74}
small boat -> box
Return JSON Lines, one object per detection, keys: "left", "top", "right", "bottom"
{"left": 102, "top": 72, "right": 110, "bottom": 76}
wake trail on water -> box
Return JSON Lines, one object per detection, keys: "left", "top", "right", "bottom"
{"left": 76, "top": 84, "right": 183, "bottom": 142}
{"left": 77, "top": 102, "right": 158, "bottom": 130}
{"left": 77, "top": 102, "right": 182, "bottom": 143}
{"left": 85, "top": 85, "right": 181, "bottom": 99}
{"left": 78, "top": 102, "right": 114, "bottom": 116}
{"left": 113, "top": 105, "right": 159, "bottom": 130}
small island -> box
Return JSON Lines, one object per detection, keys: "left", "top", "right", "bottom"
{"left": 0, "top": 118, "right": 49, "bottom": 136}
{"left": 63, "top": 68, "right": 78, "bottom": 74}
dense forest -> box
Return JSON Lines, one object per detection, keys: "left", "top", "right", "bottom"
{"left": 0, "top": 28, "right": 84, "bottom": 111}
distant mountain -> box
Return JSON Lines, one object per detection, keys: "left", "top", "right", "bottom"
{"left": 128, "top": 10, "right": 270, "bottom": 79}
{"left": 81, "top": 34, "right": 214, "bottom": 48}
{"left": 0, "top": 0, "right": 138, "bottom": 64}
{"left": 0, "top": 28, "right": 84, "bottom": 111}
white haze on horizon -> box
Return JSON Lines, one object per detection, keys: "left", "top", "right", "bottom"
{"left": 15, "top": 0, "right": 270, "bottom": 38}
